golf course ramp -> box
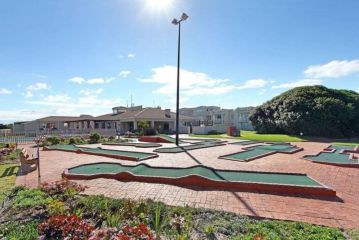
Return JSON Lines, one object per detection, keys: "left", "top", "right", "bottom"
{"left": 43, "top": 144, "right": 158, "bottom": 161}
{"left": 63, "top": 163, "right": 335, "bottom": 197}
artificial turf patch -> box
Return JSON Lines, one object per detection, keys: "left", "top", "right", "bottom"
{"left": 44, "top": 144, "right": 157, "bottom": 160}
{"left": 154, "top": 141, "right": 226, "bottom": 153}
{"left": 220, "top": 143, "right": 302, "bottom": 161}
{"left": 67, "top": 162, "right": 321, "bottom": 187}
{"left": 304, "top": 145, "right": 359, "bottom": 165}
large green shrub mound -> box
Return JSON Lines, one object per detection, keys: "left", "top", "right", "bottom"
{"left": 249, "top": 86, "right": 359, "bottom": 138}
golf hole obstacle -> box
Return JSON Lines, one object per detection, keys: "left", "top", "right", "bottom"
{"left": 304, "top": 145, "right": 359, "bottom": 167}
{"left": 63, "top": 162, "right": 336, "bottom": 197}
{"left": 154, "top": 140, "right": 227, "bottom": 153}
{"left": 139, "top": 134, "right": 186, "bottom": 144}
{"left": 219, "top": 143, "right": 303, "bottom": 162}
{"left": 43, "top": 144, "right": 158, "bottom": 161}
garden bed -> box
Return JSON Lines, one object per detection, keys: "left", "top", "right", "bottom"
{"left": 0, "top": 181, "right": 349, "bottom": 239}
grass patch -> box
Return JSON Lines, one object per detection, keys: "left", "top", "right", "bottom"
{"left": 0, "top": 220, "right": 39, "bottom": 240}
{"left": 0, "top": 163, "right": 18, "bottom": 204}
{"left": 191, "top": 130, "right": 305, "bottom": 142}
{"left": 347, "top": 229, "right": 359, "bottom": 240}
{"left": 192, "top": 131, "right": 359, "bottom": 144}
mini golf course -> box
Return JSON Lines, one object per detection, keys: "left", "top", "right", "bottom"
{"left": 155, "top": 141, "right": 227, "bottom": 153}
{"left": 63, "top": 163, "right": 335, "bottom": 197}
{"left": 103, "top": 142, "right": 162, "bottom": 148}
{"left": 304, "top": 145, "right": 359, "bottom": 167}
{"left": 220, "top": 143, "right": 303, "bottom": 162}
{"left": 43, "top": 145, "right": 158, "bottom": 161}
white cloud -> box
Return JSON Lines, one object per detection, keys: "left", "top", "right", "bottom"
{"left": 79, "top": 88, "right": 103, "bottom": 96}
{"left": 272, "top": 79, "right": 322, "bottom": 89}
{"left": 43, "top": 94, "right": 71, "bottom": 103}
{"left": 119, "top": 70, "right": 131, "bottom": 78}
{"left": 26, "top": 82, "right": 49, "bottom": 91}
{"left": 140, "top": 65, "right": 267, "bottom": 97}
{"left": 0, "top": 88, "right": 12, "bottom": 95}
{"left": 68, "top": 76, "right": 113, "bottom": 85}
{"left": 69, "top": 77, "right": 86, "bottom": 84}
{"left": 304, "top": 60, "right": 359, "bottom": 78}
{"left": 27, "top": 95, "right": 122, "bottom": 110}
{"left": 127, "top": 53, "right": 136, "bottom": 58}
{"left": 23, "top": 82, "right": 50, "bottom": 98}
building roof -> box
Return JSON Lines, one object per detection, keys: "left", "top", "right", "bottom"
{"left": 94, "top": 108, "right": 194, "bottom": 121}
{"left": 32, "top": 115, "right": 94, "bottom": 122}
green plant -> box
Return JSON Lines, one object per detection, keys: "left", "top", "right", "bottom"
{"left": 40, "top": 179, "right": 86, "bottom": 200}
{"left": 0, "top": 220, "right": 39, "bottom": 240}
{"left": 45, "top": 136, "right": 61, "bottom": 146}
{"left": 12, "top": 188, "right": 51, "bottom": 209}
{"left": 105, "top": 210, "right": 122, "bottom": 227}
{"left": 250, "top": 86, "right": 359, "bottom": 138}
{"left": 89, "top": 132, "right": 101, "bottom": 143}
{"left": 204, "top": 224, "right": 215, "bottom": 237}
{"left": 138, "top": 121, "right": 150, "bottom": 136}
{"left": 48, "top": 199, "right": 66, "bottom": 216}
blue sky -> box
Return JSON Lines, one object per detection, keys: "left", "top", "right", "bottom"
{"left": 0, "top": 0, "right": 358, "bottom": 123}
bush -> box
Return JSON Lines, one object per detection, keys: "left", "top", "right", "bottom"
{"left": 40, "top": 179, "right": 86, "bottom": 200}
{"left": 138, "top": 121, "right": 150, "bottom": 136}
{"left": 48, "top": 199, "right": 66, "bottom": 216}
{"left": 38, "top": 215, "right": 95, "bottom": 239}
{"left": 44, "top": 136, "right": 61, "bottom": 146}
{"left": 145, "top": 128, "right": 157, "bottom": 136}
{"left": 89, "top": 132, "right": 101, "bottom": 143}
{"left": 249, "top": 86, "right": 359, "bottom": 138}
{"left": 207, "top": 130, "right": 218, "bottom": 135}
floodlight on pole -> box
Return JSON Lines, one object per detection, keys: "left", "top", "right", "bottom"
{"left": 172, "top": 12, "right": 188, "bottom": 146}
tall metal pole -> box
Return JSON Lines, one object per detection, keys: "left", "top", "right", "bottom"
{"left": 175, "top": 21, "right": 181, "bottom": 146}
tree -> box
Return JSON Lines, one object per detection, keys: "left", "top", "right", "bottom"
{"left": 249, "top": 86, "right": 359, "bottom": 138}
{"left": 137, "top": 121, "right": 150, "bottom": 136}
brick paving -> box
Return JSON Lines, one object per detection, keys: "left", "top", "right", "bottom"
{"left": 16, "top": 140, "right": 359, "bottom": 229}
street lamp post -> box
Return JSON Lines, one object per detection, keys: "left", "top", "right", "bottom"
{"left": 172, "top": 13, "right": 188, "bottom": 146}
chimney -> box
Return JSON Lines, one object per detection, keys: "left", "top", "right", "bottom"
{"left": 165, "top": 109, "right": 171, "bottom": 118}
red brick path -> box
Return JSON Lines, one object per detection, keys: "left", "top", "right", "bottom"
{"left": 16, "top": 141, "right": 359, "bottom": 229}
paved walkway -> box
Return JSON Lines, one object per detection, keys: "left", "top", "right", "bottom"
{"left": 16, "top": 141, "right": 359, "bottom": 229}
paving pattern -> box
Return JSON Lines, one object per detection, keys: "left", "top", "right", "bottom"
{"left": 16, "top": 140, "right": 359, "bottom": 229}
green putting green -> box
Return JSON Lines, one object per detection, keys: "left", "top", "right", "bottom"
{"left": 68, "top": 163, "right": 321, "bottom": 187}
{"left": 304, "top": 145, "right": 358, "bottom": 165}
{"left": 230, "top": 140, "right": 260, "bottom": 145}
{"left": 45, "top": 145, "right": 157, "bottom": 160}
{"left": 220, "top": 143, "right": 302, "bottom": 161}
{"left": 103, "top": 142, "right": 162, "bottom": 148}
{"left": 157, "top": 134, "right": 186, "bottom": 144}
{"left": 155, "top": 141, "right": 226, "bottom": 153}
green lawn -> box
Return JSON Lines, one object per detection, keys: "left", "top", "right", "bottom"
{"left": 0, "top": 163, "right": 19, "bottom": 204}
{"left": 191, "top": 130, "right": 305, "bottom": 142}
{"left": 191, "top": 130, "right": 359, "bottom": 145}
